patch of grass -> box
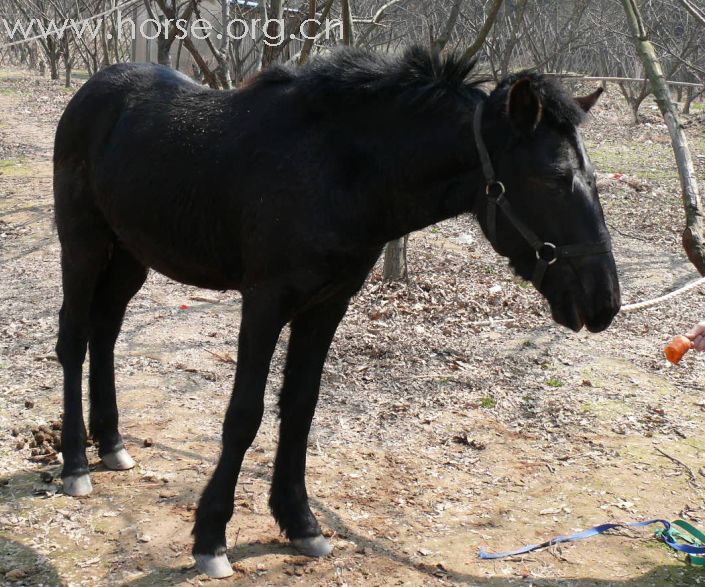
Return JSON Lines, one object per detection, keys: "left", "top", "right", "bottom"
{"left": 580, "top": 401, "right": 595, "bottom": 413}
{"left": 546, "top": 377, "right": 563, "bottom": 387}
{"left": 689, "top": 136, "right": 705, "bottom": 158}
{"left": 71, "top": 70, "right": 91, "bottom": 81}
{"left": 585, "top": 139, "right": 676, "bottom": 182}
{"left": 480, "top": 396, "right": 496, "bottom": 409}
{"left": 0, "top": 159, "right": 31, "bottom": 176}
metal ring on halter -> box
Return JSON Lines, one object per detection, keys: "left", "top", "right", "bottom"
{"left": 536, "top": 242, "right": 558, "bottom": 265}
{"left": 485, "top": 181, "right": 505, "bottom": 199}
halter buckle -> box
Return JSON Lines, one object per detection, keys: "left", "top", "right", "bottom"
{"left": 485, "top": 181, "right": 505, "bottom": 199}
{"left": 536, "top": 242, "right": 558, "bottom": 265}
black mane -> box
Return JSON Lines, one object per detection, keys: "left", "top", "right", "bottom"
{"left": 252, "top": 45, "right": 487, "bottom": 110}
{"left": 251, "top": 46, "right": 584, "bottom": 130}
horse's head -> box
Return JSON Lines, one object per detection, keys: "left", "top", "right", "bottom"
{"left": 474, "top": 75, "right": 620, "bottom": 333}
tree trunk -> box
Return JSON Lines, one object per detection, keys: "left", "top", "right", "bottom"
{"left": 214, "top": 0, "right": 232, "bottom": 89}
{"left": 683, "top": 86, "right": 692, "bottom": 114}
{"left": 299, "top": 0, "right": 336, "bottom": 65}
{"left": 500, "top": 0, "right": 528, "bottom": 77}
{"left": 62, "top": 39, "right": 72, "bottom": 88}
{"left": 621, "top": 0, "right": 705, "bottom": 275}
{"left": 49, "top": 54, "right": 59, "bottom": 80}
{"left": 131, "top": 4, "right": 138, "bottom": 63}
{"left": 64, "top": 60, "right": 72, "bottom": 88}
{"left": 183, "top": 37, "right": 220, "bottom": 88}
{"left": 383, "top": 235, "right": 409, "bottom": 282}
{"left": 432, "top": 0, "right": 462, "bottom": 51}
{"left": 157, "top": 38, "right": 173, "bottom": 67}
{"left": 341, "top": 0, "right": 355, "bottom": 47}
{"left": 461, "top": 0, "right": 505, "bottom": 62}
{"left": 261, "top": 0, "right": 284, "bottom": 69}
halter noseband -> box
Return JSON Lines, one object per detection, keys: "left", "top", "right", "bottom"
{"left": 472, "top": 102, "right": 612, "bottom": 289}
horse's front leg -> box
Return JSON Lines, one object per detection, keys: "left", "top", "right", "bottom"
{"left": 192, "top": 292, "right": 287, "bottom": 578}
{"left": 269, "top": 295, "right": 350, "bottom": 557}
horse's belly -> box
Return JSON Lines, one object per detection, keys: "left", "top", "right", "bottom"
{"left": 140, "top": 251, "right": 242, "bottom": 290}
{"left": 110, "top": 219, "right": 243, "bottom": 291}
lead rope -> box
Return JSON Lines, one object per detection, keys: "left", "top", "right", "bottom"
{"left": 479, "top": 518, "right": 705, "bottom": 565}
{"left": 620, "top": 276, "right": 705, "bottom": 313}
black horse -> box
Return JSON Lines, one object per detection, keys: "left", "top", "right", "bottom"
{"left": 53, "top": 46, "right": 620, "bottom": 578}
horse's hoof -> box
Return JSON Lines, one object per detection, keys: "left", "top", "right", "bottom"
{"left": 194, "top": 553, "right": 234, "bottom": 578}
{"left": 101, "top": 448, "right": 135, "bottom": 471}
{"left": 292, "top": 535, "right": 333, "bottom": 557}
{"left": 62, "top": 474, "right": 93, "bottom": 496}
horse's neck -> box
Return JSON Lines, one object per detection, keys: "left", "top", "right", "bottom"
{"left": 351, "top": 111, "right": 485, "bottom": 244}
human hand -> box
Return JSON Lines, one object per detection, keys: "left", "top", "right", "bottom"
{"left": 685, "top": 322, "right": 705, "bottom": 352}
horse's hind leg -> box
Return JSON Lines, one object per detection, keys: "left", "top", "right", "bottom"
{"left": 55, "top": 177, "right": 112, "bottom": 496}
{"left": 269, "top": 295, "right": 350, "bottom": 557}
{"left": 88, "top": 245, "right": 148, "bottom": 471}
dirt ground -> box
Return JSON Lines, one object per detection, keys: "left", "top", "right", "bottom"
{"left": 2, "top": 69, "right": 705, "bottom": 587}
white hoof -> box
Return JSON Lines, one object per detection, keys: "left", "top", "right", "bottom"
{"left": 194, "top": 553, "right": 234, "bottom": 578}
{"left": 292, "top": 535, "right": 333, "bottom": 557}
{"left": 101, "top": 448, "right": 135, "bottom": 471}
{"left": 63, "top": 474, "right": 93, "bottom": 496}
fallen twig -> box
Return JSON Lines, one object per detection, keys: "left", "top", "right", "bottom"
{"left": 655, "top": 447, "right": 698, "bottom": 485}
{"left": 189, "top": 295, "right": 221, "bottom": 304}
{"left": 205, "top": 349, "right": 236, "bottom": 364}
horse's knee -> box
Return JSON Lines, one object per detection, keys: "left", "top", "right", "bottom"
{"left": 56, "top": 319, "right": 89, "bottom": 368}
{"left": 223, "top": 402, "right": 264, "bottom": 449}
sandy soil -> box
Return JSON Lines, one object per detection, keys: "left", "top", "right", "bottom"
{"left": 2, "top": 69, "right": 705, "bottom": 586}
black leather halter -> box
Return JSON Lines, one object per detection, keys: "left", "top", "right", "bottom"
{"left": 472, "top": 102, "right": 612, "bottom": 289}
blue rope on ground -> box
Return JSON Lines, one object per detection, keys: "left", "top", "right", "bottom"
{"left": 479, "top": 519, "right": 705, "bottom": 563}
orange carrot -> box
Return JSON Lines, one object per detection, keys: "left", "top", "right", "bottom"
{"left": 664, "top": 335, "right": 694, "bottom": 364}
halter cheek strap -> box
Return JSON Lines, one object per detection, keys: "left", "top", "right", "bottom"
{"left": 472, "top": 102, "right": 612, "bottom": 289}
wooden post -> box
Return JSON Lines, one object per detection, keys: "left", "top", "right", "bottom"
{"left": 382, "top": 234, "right": 409, "bottom": 283}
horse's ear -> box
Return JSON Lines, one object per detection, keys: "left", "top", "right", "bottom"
{"left": 575, "top": 87, "right": 604, "bottom": 113}
{"left": 507, "top": 78, "right": 542, "bottom": 133}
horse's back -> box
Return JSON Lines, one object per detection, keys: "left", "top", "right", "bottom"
{"left": 53, "top": 64, "right": 247, "bottom": 289}
{"left": 53, "top": 62, "right": 357, "bottom": 293}
{"left": 54, "top": 63, "right": 201, "bottom": 166}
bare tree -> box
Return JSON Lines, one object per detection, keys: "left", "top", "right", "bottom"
{"left": 622, "top": 0, "right": 705, "bottom": 274}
